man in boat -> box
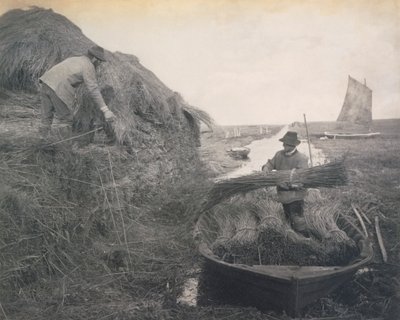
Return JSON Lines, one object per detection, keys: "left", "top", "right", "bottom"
{"left": 38, "top": 45, "right": 116, "bottom": 139}
{"left": 261, "top": 131, "right": 310, "bottom": 237}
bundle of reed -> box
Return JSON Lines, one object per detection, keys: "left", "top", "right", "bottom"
{"left": 205, "top": 161, "right": 347, "bottom": 210}
{"left": 227, "top": 200, "right": 260, "bottom": 265}
{"left": 304, "top": 199, "right": 344, "bottom": 241}
{"left": 304, "top": 196, "right": 358, "bottom": 266}
{"left": 210, "top": 204, "right": 238, "bottom": 262}
{"left": 182, "top": 104, "right": 215, "bottom": 131}
{"left": 255, "top": 198, "right": 287, "bottom": 264}
{"left": 255, "top": 196, "right": 330, "bottom": 266}
{"left": 305, "top": 188, "right": 324, "bottom": 202}
{"left": 282, "top": 231, "right": 327, "bottom": 266}
{"left": 321, "top": 237, "right": 359, "bottom": 266}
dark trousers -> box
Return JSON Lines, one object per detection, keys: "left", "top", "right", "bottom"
{"left": 282, "top": 200, "right": 304, "bottom": 218}
{"left": 282, "top": 200, "right": 308, "bottom": 235}
{"left": 40, "top": 82, "right": 73, "bottom": 130}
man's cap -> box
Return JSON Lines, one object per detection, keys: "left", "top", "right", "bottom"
{"left": 279, "top": 131, "right": 301, "bottom": 146}
{"left": 88, "top": 45, "right": 106, "bottom": 62}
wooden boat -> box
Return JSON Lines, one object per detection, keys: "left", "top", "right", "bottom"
{"left": 226, "top": 147, "right": 250, "bottom": 159}
{"left": 324, "top": 131, "right": 381, "bottom": 139}
{"left": 194, "top": 211, "right": 374, "bottom": 317}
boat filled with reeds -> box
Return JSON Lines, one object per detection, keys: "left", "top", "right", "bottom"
{"left": 195, "top": 163, "right": 373, "bottom": 316}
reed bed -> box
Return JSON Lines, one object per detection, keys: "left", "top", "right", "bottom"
{"left": 205, "top": 161, "right": 347, "bottom": 210}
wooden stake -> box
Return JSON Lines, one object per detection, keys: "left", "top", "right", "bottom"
{"left": 351, "top": 203, "right": 368, "bottom": 237}
{"left": 375, "top": 216, "right": 388, "bottom": 263}
{"left": 339, "top": 212, "right": 366, "bottom": 239}
{"left": 303, "top": 114, "right": 313, "bottom": 167}
{"left": 357, "top": 205, "right": 372, "bottom": 225}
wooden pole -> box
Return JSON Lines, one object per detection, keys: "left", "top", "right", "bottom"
{"left": 375, "top": 216, "right": 388, "bottom": 262}
{"left": 303, "top": 114, "right": 313, "bottom": 167}
{"left": 351, "top": 203, "right": 368, "bottom": 238}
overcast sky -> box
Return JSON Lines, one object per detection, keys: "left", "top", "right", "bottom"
{"left": 1, "top": 0, "right": 400, "bottom": 125}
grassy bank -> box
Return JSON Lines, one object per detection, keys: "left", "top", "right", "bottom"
{"left": 302, "top": 119, "right": 400, "bottom": 319}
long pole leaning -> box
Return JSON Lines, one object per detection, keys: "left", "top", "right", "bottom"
{"left": 303, "top": 113, "right": 313, "bottom": 167}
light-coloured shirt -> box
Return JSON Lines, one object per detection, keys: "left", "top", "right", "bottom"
{"left": 39, "top": 56, "right": 107, "bottom": 110}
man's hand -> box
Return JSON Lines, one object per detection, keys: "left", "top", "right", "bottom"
{"left": 104, "top": 109, "right": 116, "bottom": 122}
{"left": 291, "top": 183, "right": 304, "bottom": 190}
{"left": 101, "top": 106, "right": 116, "bottom": 122}
{"left": 277, "top": 181, "right": 290, "bottom": 190}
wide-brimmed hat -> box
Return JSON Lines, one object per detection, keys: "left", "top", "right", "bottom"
{"left": 88, "top": 45, "right": 106, "bottom": 62}
{"left": 279, "top": 131, "right": 300, "bottom": 146}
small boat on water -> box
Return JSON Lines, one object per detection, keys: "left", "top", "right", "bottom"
{"left": 324, "top": 131, "right": 381, "bottom": 139}
{"left": 226, "top": 147, "right": 250, "bottom": 159}
{"left": 194, "top": 211, "right": 373, "bottom": 317}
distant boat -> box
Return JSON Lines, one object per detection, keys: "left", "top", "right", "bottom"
{"left": 323, "top": 131, "right": 381, "bottom": 139}
{"left": 323, "top": 76, "right": 380, "bottom": 139}
{"left": 226, "top": 147, "right": 250, "bottom": 159}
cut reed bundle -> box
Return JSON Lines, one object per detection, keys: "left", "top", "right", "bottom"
{"left": 210, "top": 204, "right": 238, "bottom": 261}
{"left": 182, "top": 104, "right": 215, "bottom": 131}
{"left": 305, "top": 199, "right": 345, "bottom": 240}
{"left": 254, "top": 197, "right": 325, "bottom": 266}
{"left": 205, "top": 161, "right": 347, "bottom": 210}
{"left": 231, "top": 210, "right": 258, "bottom": 245}
{"left": 304, "top": 195, "right": 358, "bottom": 265}
{"left": 255, "top": 198, "right": 287, "bottom": 264}
{"left": 206, "top": 188, "right": 360, "bottom": 267}
{"left": 282, "top": 232, "right": 326, "bottom": 266}
{"left": 209, "top": 195, "right": 260, "bottom": 264}
{"left": 229, "top": 209, "right": 259, "bottom": 264}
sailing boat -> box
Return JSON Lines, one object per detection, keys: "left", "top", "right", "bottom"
{"left": 324, "top": 76, "right": 380, "bottom": 139}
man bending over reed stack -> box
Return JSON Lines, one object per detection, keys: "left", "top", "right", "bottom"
{"left": 262, "top": 131, "right": 310, "bottom": 237}
{"left": 38, "top": 45, "right": 116, "bottom": 139}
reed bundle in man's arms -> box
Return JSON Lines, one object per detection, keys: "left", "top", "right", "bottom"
{"left": 205, "top": 161, "right": 347, "bottom": 210}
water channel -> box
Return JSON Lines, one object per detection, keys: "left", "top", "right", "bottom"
{"left": 178, "top": 126, "right": 328, "bottom": 306}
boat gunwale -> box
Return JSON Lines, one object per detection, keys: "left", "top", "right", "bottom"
{"left": 198, "top": 240, "right": 373, "bottom": 283}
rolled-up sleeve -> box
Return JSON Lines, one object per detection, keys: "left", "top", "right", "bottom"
{"left": 262, "top": 154, "right": 276, "bottom": 172}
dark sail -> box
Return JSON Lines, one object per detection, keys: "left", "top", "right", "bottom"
{"left": 337, "top": 76, "right": 372, "bottom": 127}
